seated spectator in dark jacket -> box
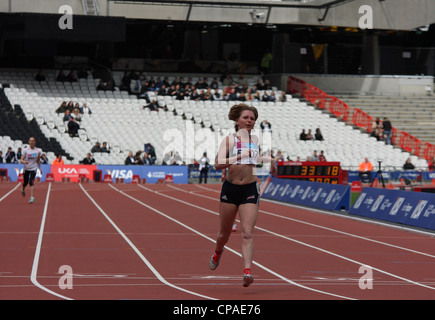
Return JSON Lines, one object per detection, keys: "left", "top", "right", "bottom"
{"left": 77, "top": 67, "right": 89, "bottom": 79}
{"left": 403, "top": 158, "right": 415, "bottom": 170}
{"left": 315, "top": 128, "right": 324, "bottom": 141}
{"left": 125, "top": 151, "right": 137, "bottom": 165}
{"left": 5, "top": 147, "right": 16, "bottom": 163}
{"left": 91, "top": 142, "right": 101, "bottom": 153}
{"left": 67, "top": 118, "right": 80, "bottom": 137}
{"left": 56, "top": 70, "right": 67, "bottom": 82}
{"left": 80, "top": 153, "right": 96, "bottom": 165}
{"left": 96, "top": 80, "right": 106, "bottom": 91}
{"left": 143, "top": 100, "right": 162, "bottom": 112}
{"left": 35, "top": 70, "right": 46, "bottom": 82}
{"left": 101, "top": 142, "right": 110, "bottom": 153}
{"left": 40, "top": 153, "right": 49, "bottom": 164}
{"left": 299, "top": 129, "right": 307, "bottom": 141}
{"left": 63, "top": 109, "right": 72, "bottom": 122}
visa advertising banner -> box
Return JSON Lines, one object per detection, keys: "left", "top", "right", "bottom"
{"left": 349, "top": 187, "right": 435, "bottom": 231}
{"left": 98, "top": 165, "right": 188, "bottom": 184}
{"left": 261, "top": 177, "right": 350, "bottom": 211}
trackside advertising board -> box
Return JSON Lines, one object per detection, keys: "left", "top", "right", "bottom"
{"left": 98, "top": 165, "right": 188, "bottom": 184}
{"left": 0, "top": 164, "right": 51, "bottom": 182}
{"left": 261, "top": 177, "right": 351, "bottom": 211}
{"left": 349, "top": 188, "right": 435, "bottom": 231}
{"left": 0, "top": 164, "right": 188, "bottom": 184}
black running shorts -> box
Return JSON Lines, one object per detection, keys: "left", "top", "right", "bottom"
{"left": 220, "top": 180, "right": 260, "bottom": 206}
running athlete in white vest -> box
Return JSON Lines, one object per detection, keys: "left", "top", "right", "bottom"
{"left": 20, "top": 137, "right": 41, "bottom": 204}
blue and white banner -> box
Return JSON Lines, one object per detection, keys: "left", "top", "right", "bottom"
{"left": 0, "top": 164, "right": 51, "bottom": 182}
{"left": 97, "top": 165, "right": 188, "bottom": 184}
{"left": 261, "top": 177, "right": 350, "bottom": 211}
{"left": 348, "top": 170, "right": 435, "bottom": 182}
{"left": 349, "top": 187, "right": 435, "bottom": 231}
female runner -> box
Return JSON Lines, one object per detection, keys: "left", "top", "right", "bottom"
{"left": 209, "top": 103, "right": 277, "bottom": 287}
{"left": 20, "top": 137, "right": 41, "bottom": 204}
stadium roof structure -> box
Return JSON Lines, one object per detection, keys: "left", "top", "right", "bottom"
{"left": 103, "top": 0, "right": 435, "bottom": 30}
{"left": 0, "top": 0, "right": 434, "bottom": 31}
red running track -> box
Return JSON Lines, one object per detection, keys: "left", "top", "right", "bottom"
{"left": 1, "top": 181, "right": 435, "bottom": 301}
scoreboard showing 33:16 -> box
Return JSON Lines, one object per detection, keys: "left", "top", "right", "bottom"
{"left": 276, "top": 161, "right": 342, "bottom": 184}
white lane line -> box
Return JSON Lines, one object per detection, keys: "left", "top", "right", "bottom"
{"left": 144, "top": 184, "right": 435, "bottom": 292}
{"left": 30, "top": 183, "right": 72, "bottom": 300}
{"left": 0, "top": 183, "right": 20, "bottom": 203}
{"left": 79, "top": 183, "right": 216, "bottom": 300}
{"left": 112, "top": 183, "right": 356, "bottom": 300}
{"left": 184, "top": 184, "right": 435, "bottom": 259}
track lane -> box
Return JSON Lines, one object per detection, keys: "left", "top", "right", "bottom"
{"left": 86, "top": 183, "right": 341, "bottom": 300}
{"left": 33, "top": 183, "right": 211, "bottom": 300}
{"left": 0, "top": 182, "right": 55, "bottom": 299}
{"left": 106, "top": 183, "right": 360, "bottom": 300}
{"left": 138, "top": 183, "right": 435, "bottom": 299}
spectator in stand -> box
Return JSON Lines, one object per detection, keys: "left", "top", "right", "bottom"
{"left": 5, "top": 147, "right": 16, "bottom": 163}
{"left": 143, "top": 100, "right": 162, "bottom": 112}
{"left": 146, "top": 143, "right": 157, "bottom": 165}
{"left": 35, "top": 70, "right": 46, "bottom": 82}
{"left": 67, "top": 117, "right": 80, "bottom": 137}
{"left": 125, "top": 151, "right": 139, "bottom": 165}
{"left": 77, "top": 67, "right": 89, "bottom": 79}
{"left": 157, "top": 84, "right": 167, "bottom": 96}
{"left": 16, "top": 147, "right": 22, "bottom": 163}
{"left": 52, "top": 154, "right": 64, "bottom": 165}
{"left": 56, "top": 70, "right": 67, "bottom": 82}
{"left": 319, "top": 150, "right": 326, "bottom": 162}
{"left": 305, "top": 129, "right": 314, "bottom": 141}
{"left": 190, "top": 89, "right": 200, "bottom": 101}
{"left": 299, "top": 129, "right": 307, "bottom": 141}
{"left": 315, "top": 128, "right": 324, "bottom": 141}
{"left": 71, "top": 108, "right": 82, "bottom": 122}
{"left": 210, "top": 78, "right": 219, "bottom": 90}
{"left": 279, "top": 91, "right": 287, "bottom": 102}
{"left": 96, "top": 80, "right": 106, "bottom": 91}
{"left": 106, "top": 80, "right": 115, "bottom": 91}
{"left": 312, "top": 150, "right": 319, "bottom": 161}
{"left": 66, "top": 101, "right": 74, "bottom": 112}
{"left": 91, "top": 142, "right": 101, "bottom": 153}
{"left": 228, "top": 88, "right": 238, "bottom": 101}
{"left": 162, "top": 151, "right": 174, "bottom": 165}
{"left": 222, "top": 74, "right": 233, "bottom": 87}
{"left": 80, "top": 103, "right": 92, "bottom": 116}
{"left": 120, "top": 71, "right": 132, "bottom": 92}
{"left": 371, "top": 117, "right": 382, "bottom": 141}
{"left": 101, "top": 142, "right": 110, "bottom": 153}
{"left": 0, "top": 151, "right": 3, "bottom": 163}
{"left": 40, "top": 153, "right": 49, "bottom": 164}
{"left": 268, "top": 91, "right": 277, "bottom": 102}
{"left": 56, "top": 101, "right": 67, "bottom": 114}
{"left": 261, "top": 91, "right": 269, "bottom": 102}
{"left": 139, "top": 152, "right": 152, "bottom": 165}
{"left": 403, "top": 158, "right": 415, "bottom": 170}
{"left": 359, "top": 157, "right": 373, "bottom": 183}
{"left": 274, "top": 150, "right": 284, "bottom": 161}
{"left": 382, "top": 117, "right": 392, "bottom": 145}
{"left": 66, "top": 70, "right": 77, "bottom": 82}
{"left": 80, "top": 153, "right": 95, "bottom": 165}
{"left": 260, "top": 120, "right": 272, "bottom": 133}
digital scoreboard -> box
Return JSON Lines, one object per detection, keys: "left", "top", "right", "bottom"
{"left": 277, "top": 161, "right": 342, "bottom": 184}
